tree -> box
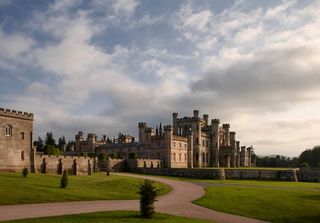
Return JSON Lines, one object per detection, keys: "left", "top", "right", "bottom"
{"left": 58, "top": 136, "right": 66, "bottom": 150}
{"left": 60, "top": 170, "right": 68, "bottom": 188}
{"left": 35, "top": 137, "right": 44, "bottom": 152}
{"left": 138, "top": 180, "right": 160, "bottom": 218}
{"left": 45, "top": 132, "right": 56, "bottom": 146}
{"left": 298, "top": 146, "right": 320, "bottom": 168}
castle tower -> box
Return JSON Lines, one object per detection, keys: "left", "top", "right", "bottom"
{"left": 138, "top": 122, "right": 147, "bottom": 143}
{"left": 203, "top": 114, "right": 209, "bottom": 126}
{"left": 211, "top": 119, "right": 220, "bottom": 167}
{"left": 230, "top": 132, "right": 236, "bottom": 167}
{"left": 236, "top": 141, "right": 240, "bottom": 167}
{"left": 222, "top": 123, "right": 230, "bottom": 146}
{"left": 193, "top": 110, "right": 202, "bottom": 167}
{"left": 164, "top": 125, "right": 173, "bottom": 168}
{"left": 0, "top": 108, "right": 34, "bottom": 172}
{"left": 172, "top": 113, "right": 178, "bottom": 135}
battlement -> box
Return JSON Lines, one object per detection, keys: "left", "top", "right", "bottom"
{"left": 138, "top": 122, "right": 147, "bottom": 127}
{"left": 0, "top": 107, "right": 33, "bottom": 120}
{"left": 212, "top": 119, "right": 220, "bottom": 124}
{"left": 230, "top": 131, "right": 236, "bottom": 135}
{"left": 164, "top": 125, "right": 173, "bottom": 131}
{"left": 145, "top": 127, "right": 153, "bottom": 133}
{"left": 222, "top": 123, "right": 230, "bottom": 129}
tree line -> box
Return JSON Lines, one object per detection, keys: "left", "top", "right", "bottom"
{"left": 34, "top": 132, "right": 74, "bottom": 155}
{"left": 256, "top": 145, "right": 320, "bottom": 168}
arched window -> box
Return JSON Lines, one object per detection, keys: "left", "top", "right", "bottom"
{"left": 4, "top": 125, "right": 12, "bottom": 136}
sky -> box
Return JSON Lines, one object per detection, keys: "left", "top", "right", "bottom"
{"left": 0, "top": 0, "right": 319, "bottom": 157}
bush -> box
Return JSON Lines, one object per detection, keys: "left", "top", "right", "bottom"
{"left": 138, "top": 180, "right": 160, "bottom": 218}
{"left": 300, "top": 162, "right": 310, "bottom": 169}
{"left": 22, "top": 168, "right": 28, "bottom": 178}
{"left": 60, "top": 170, "right": 68, "bottom": 188}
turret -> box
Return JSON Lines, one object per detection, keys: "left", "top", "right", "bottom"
{"left": 193, "top": 110, "right": 199, "bottom": 118}
{"left": 172, "top": 112, "right": 178, "bottom": 134}
{"left": 164, "top": 125, "right": 173, "bottom": 168}
{"left": 138, "top": 122, "right": 147, "bottom": 143}
{"left": 222, "top": 123, "right": 230, "bottom": 146}
{"left": 230, "top": 131, "right": 236, "bottom": 148}
{"left": 203, "top": 114, "right": 209, "bottom": 126}
{"left": 211, "top": 119, "right": 220, "bottom": 167}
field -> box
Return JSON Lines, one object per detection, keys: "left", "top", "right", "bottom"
{"left": 0, "top": 173, "right": 171, "bottom": 205}
{"left": 193, "top": 181, "right": 320, "bottom": 223}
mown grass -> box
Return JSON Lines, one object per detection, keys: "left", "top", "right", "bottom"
{"left": 194, "top": 186, "right": 320, "bottom": 223}
{"left": 0, "top": 173, "right": 171, "bottom": 205}
{"left": 1, "top": 211, "right": 215, "bottom": 223}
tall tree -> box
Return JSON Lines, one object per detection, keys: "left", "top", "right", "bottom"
{"left": 45, "top": 132, "right": 56, "bottom": 146}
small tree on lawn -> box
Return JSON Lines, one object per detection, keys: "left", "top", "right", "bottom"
{"left": 138, "top": 179, "right": 160, "bottom": 218}
{"left": 22, "top": 168, "right": 28, "bottom": 178}
{"left": 60, "top": 170, "right": 68, "bottom": 188}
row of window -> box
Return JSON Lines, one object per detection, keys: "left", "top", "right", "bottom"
{"left": 173, "top": 142, "right": 187, "bottom": 149}
{"left": 3, "top": 125, "right": 25, "bottom": 139}
{"left": 172, "top": 153, "right": 187, "bottom": 162}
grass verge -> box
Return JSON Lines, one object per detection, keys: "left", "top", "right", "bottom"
{"left": 194, "top": 186, "right": 320, "bottom": 223}
{"left": 0, "top": 173, "right": 171, "bottom": 205}
{"left": 1, "top": 211, "right": 214, "bottom": 223}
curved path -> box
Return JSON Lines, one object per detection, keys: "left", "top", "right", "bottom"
{"left": 0, "top": 173, "right": 268, "bottom": 223}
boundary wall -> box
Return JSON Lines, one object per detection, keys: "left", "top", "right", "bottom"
{"left": 129, "top": 168, "right": 320, "bottom": 182}
{"left": 34, "top": 154, "right": 96, "bottom": 175}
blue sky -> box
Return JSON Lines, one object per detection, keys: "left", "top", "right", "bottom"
{"left": 1, "top": 0, "right": 320, "bottom": 156}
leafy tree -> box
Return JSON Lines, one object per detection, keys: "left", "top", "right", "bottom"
{"left": 298, "top": 146, "right": 320, "bottom": 168}
{"left": 60, "top": 170, "right": 68, "bottom": 188}
{"left": 138, "top": 180, "right": 160, "bottom": 218}
{"left": 46, "top": 145, "right": 62, "bottom": 156}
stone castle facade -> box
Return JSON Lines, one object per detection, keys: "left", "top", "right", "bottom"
{"left": 0, "top": 108, "right": 34, "bottom": 172}
{"left": 77, "top": 110, "right": 253, "bottom": 168}
{"left": 0, "top": 108, "right": 94, "bottom": 174}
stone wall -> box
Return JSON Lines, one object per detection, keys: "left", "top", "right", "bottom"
{"left": 34, "top": 154, "right": 95, "bottom": 175}
{"left": 130, "top": 168, "right": 320, "bottom": 182}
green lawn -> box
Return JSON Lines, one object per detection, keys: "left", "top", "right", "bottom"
{"left": 194, "top": 186, "right": 320, "bottom": 223}
{"left": 1, "top": 211, "right": 214, "bottom": 223}
{"left": 0, "top": 173, "right": 171, "bottom": 205}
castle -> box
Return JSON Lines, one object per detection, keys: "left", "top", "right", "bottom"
{"left": 0, "top": 108, "right": 94, "bottom": 174}
{"left": 76, "top": 110, "right": 253, "bottom": 168}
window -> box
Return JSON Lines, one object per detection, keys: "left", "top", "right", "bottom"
{"left": 196, "top": 137, "right": 199, "bottom": 143}
{"left": 179, "top": 143, "right": 181, "bottom": 148}
{"left": 21, "top": 151, "right": 25, "bottom": 161}
{"left": 184, "top": 144, "right": 187, "bottom": 148}
{"left": 184, "top": 154, "right": 187, "bottom": 161}
{"left": 4, "top": 125, "right": 12, "bottom": 136}
{"left": 179, "top": 153, "right": 181, "bottom": 162}
{"left": 173, "top": 153, "right": 176, "bottom": 161}
{"left": 21, "top": 132, "right": 25, "bottom": 140}
{"left": 202, "top": 153, "right": 205, "bottom": 163}
{"left": 206, "top": 141, "right": 208, "bottom": 147}
{"left": 173, "top": 142, "right": 176, "bottom": 147}
{"left": 202, "top": 140, "right": 205, "bottom": 146}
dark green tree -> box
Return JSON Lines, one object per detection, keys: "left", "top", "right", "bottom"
{"left": 35, "top": 137, "right": 44, "bottom": 152}
{"left": 138, "top": 180, "right": 160, "bottom": 218}
{"left": 22, "top": 168, "right": 28, "bottom": 178}
{"left": 58, "top": 136, "right": 66, "bottom": 150}
{"left": 60, "top": 170, "right": 68, "bottom": 188}
{"left": 45, "top": 132, "right": 56, "bottom": 146}
{"left": 298, "top": 146, "right": 320, "bottom": 168}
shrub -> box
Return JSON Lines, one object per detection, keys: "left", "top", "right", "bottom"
{"left": 300, "top": 162, "right": 310, "bottom": 169}
{"left": 138, "top": 179, "right": 160, "bottom": 218}
{"left": 22, "top": 168, "right": 28, "bottom": 178}
{"left": 129, "top": 152, "right": 138, "bottom": 159}
{"left": 60, "top": 170, "right": 68, "bottom": 188}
